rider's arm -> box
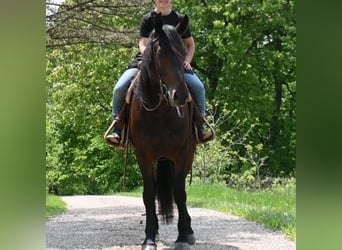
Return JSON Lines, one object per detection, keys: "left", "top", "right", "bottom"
{"left": 183, "top": 36, "right": 195, "bottom": 71}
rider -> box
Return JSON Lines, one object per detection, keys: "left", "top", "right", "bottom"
{"left": 106, "top": 0, "right": 213, "bottom": 145}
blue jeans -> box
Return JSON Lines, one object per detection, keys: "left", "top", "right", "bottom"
{"left": 112, "top": 68, "right": 206, "bottom": 118}
{"left": 112, "top": 68, "right": 139, "bottom": 119}
{"left": 184, "top": 72, "right": 206, "bottom": 117}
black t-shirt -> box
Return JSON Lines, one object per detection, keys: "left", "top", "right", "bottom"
{"left": 140, "top": 10, "right": 192, "bottom": 39}
{"left": 128, "top": 10, "right": 192, "bottom": 69}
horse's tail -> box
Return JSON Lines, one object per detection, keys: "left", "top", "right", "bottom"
{"left": 156, "top": 157, "right": 174, "bottom": 224}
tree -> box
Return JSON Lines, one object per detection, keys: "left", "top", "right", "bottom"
{"left": 46, "top": 0, "right": 153, "bottom": 47}
{"left": 46, "top": 1, "right": 156, "bottom": 194}
{"left": 175, "top": 0, "right": 296, "bottom": 175}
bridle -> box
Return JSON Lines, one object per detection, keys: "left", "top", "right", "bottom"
{"left": 140, "top": 35, "right": 169, "bottom": 112}
{"left": 140, "top": 33, "right": 191, "bottom": 118}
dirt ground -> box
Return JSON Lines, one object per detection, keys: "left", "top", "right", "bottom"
{"left": 46, "top": 195, "right": 295, "bottom": 250}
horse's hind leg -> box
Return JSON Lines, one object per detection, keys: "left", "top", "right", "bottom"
{"left": 174, "top": 175, "right": 195, "bottom": 247}
{"left": 142, "top": 174, "right": 158, "bottom": 249}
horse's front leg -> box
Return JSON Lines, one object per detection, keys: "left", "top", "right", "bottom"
{"left": 174, "top": 174, "right": 195, "bottom": 249}
{"left": 142, "top": 173, "right": 158, "bottom": 250}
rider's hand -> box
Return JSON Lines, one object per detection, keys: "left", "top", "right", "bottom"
{"left": 184, "top": 61, "right": 192, "bottom": 71}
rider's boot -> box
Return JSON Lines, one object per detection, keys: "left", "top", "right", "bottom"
{"left": 105, "top": 126, "right": 122, "bottom": 145}
{"left": 105, "top": 102, "right": 128, "bottom": 146}
{"left": 197, "top": 124, "right": 213, "bottom": 142}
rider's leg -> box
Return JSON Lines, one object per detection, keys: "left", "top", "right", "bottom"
{"left": 184, "top": 72, "right": 213, "bottom": 141}
{"left": 184, "top": 72, "right": 205, "bottom": 117}
{"left": 112, "top": 68, "right": 139, "bottom": 119}
{"left": 106, "top": 68, "right": 139, "bottom": 144}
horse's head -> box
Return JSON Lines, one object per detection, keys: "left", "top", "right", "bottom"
{"left": 148, "top": 13, "right": 191, "bottom": 108}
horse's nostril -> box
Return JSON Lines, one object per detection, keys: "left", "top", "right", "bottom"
{"left": 172, "top": 90, "right": 188, "bottom": 106}
{"left": 173, "top": 91, "right": 179, "bottom": 101}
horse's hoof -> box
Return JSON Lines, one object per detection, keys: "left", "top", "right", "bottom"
{"left": 187, "top": 233, "right": 196, "bottom": 245}
{"left": 141, "top": 244, "right": 157, "bottom": 250}
{"left": 174, "top": 242, "right": 190, "bottom": 250}
{"left": 142, "top": 239, "right": 157, "bottom": 250}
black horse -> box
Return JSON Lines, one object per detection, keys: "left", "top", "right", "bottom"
{"left": 129, "top": 14, "right": 196, "bottom": 250}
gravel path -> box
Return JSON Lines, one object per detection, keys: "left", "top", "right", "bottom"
{"left": 46, "top": 195, "right": 295, "bottom": 250}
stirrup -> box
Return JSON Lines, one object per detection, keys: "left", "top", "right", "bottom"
{"left": 104, "top": 119, "right": 125, "bottom": 149}
{"left": 194, "top": 117, "right": 215, "bottom": 145}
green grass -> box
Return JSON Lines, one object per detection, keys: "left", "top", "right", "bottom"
{"left": 185, "top": 184, "right": 296, "bottom": 240}
{"left": 117, "top": 186, "right": 143, "bottom": 197}
{"left": 46, "top": 193, "right": 67, "bottom": 219}
{"left": 117, "top": 183, "right": 296, "bottom": 240}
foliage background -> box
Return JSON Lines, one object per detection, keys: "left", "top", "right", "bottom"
{"left": 46, "top": 0, "right": 296, "bottom": 195}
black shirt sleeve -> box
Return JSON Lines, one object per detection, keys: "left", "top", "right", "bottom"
{"left": 139, "top": 11, "right": 155, "bottom": 38}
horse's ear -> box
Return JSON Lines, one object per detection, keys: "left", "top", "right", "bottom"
{"left": 154, "top": 13, "right": 163, "bottom": 36}
{"left": 176, "top": 15, "right": 189, "bottom": 36}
